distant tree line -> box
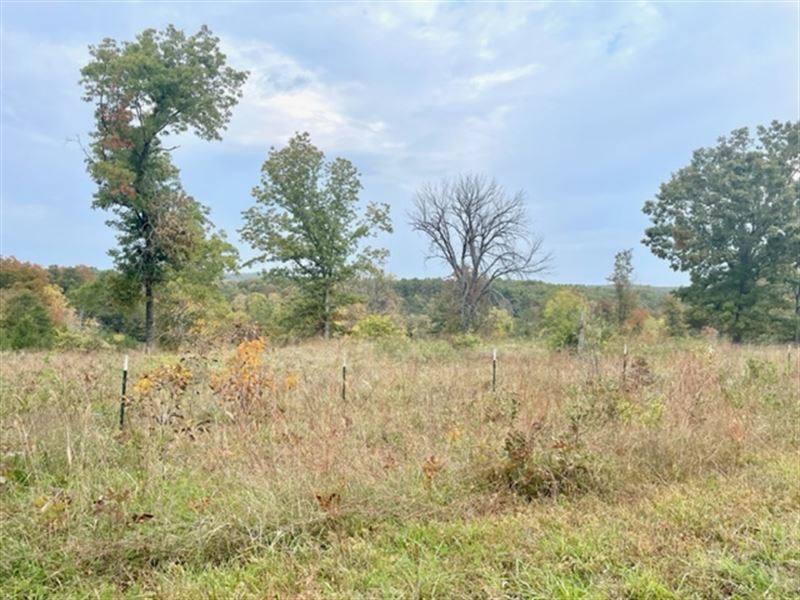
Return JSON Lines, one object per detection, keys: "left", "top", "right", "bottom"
{"left": 1, "top": 24, "right": 797, "bottom": 349}
{"left": 1, "top": 252, "right": 676, "bottom": 350}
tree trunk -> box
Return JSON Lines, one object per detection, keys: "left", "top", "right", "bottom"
{"left": 144, "top": 281, "right": 155, "bottom": 352}
{"left": 460, "top": 278, "right": 473, "bottom": 332}
{"left": 323, "top": 284, "right": 331, "bottom": 339}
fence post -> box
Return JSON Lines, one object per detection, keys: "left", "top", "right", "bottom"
{"left": 119, "top": 354, "right": 129, "bottom": 430}
{"left": 341, "top": 356, "right": 347, "bottom": 402}
{"left": 622, "top": 343, "right": 628, "bottom": 385}
{"left": 492, "top": 348, "right": 497, "bottom": 392}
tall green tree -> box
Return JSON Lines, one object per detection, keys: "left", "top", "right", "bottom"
{"left": 607, "top": 249, "right": 637, "bottom": 328}
{"left": 80, "top": 25, "right": 247, "bottom": 349}
{"left": 643, "top": 121, "right": 799, "bottom": 342}
{"left": 241, "top": 132, "right": 392, "bottom": 338}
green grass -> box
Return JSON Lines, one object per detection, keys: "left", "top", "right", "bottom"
{"left": 9, "top": 458, "right": 794, "bottom": 598}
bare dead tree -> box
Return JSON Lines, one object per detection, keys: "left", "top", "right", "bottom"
{"left": 410, "top": 174, "right": 550, "bottom": 331}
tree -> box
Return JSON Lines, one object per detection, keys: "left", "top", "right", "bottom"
{"left": 607, "top": 249, "right": 637, "bottom": 328}
{"left": 354, "top": 272, "right": 402, "bottom": 316}
{"left": 0, "top": 289, "right": 55, "bottom": 350}
{"left": 70, "top": 271, "right": 144, "bottom": 339}
{"left": 661, "top": 294, "right": 687, "bottom": 337}
{"left": 643, "top": 121, "right": 800, "bottom": 342}
{"left": 80, "top": 25, "right": 247, "bottom": 349}
{"left": 47, "top": 265, "right": 96, "bottom": 294}
{"left": 241, "top": 132, "right": 392, "bottom": 338}
{"left": 540, "top": 289, "right": 588, "bottom": 350}
{"left": 351, "top": 314, "right": 404, "bottom": 339}
{"left": 410, "top": 174, "right": 549, "bottom": 331}
{"left": 0, "top": 257, "right": 74, "bottom": 331}
{"left": 0, "top": 257, "right": 50, "bottom": 293}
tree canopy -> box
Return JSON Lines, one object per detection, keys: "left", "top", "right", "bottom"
{"left": 240, "top": 132, "right": 392, "bottom": 337}
{"left": 80, "top": 25, "right": 247, "bottom": 348}
{"left": 643, "top": 121, "right": 799, "bottom": 342}
{"left": 607, "top": 249, "right": 637, "bottom": 328}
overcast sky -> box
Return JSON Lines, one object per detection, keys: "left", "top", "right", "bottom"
{"left": 1, "top": 1, "right": 798, "bottom": 285}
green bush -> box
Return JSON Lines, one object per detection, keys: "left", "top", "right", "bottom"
{"left": 745, "top": 357, "right": 779, "bottom": 385}
{"left": 479, "top": 306, "right": 515, "bottom": 339}
{"left": 0, "top": 289, "right": 55, "bottom": 350}
{"left": 351, "top": 314, "right": 404, "bottom": 339}
{"left": 451, "top": 332, "right": 481, "bottom": 349}
{"left": 540, "top": 289, "right": 588, "bottom": 350}
{"left": 55, "top": 329, "right": 111, "bottom": 352}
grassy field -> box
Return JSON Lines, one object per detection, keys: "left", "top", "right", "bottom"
{"left": 1, "top": 339, "right": 798, "bottom": 598}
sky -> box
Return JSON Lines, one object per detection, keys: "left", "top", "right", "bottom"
{"left": 1, "top": 1, "right": 798, "bottom": 286}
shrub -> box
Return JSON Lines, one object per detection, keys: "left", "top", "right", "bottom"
{"left": 745, "top": 357, "right": 779, "bottom": 385}
{"left": 132, "top": 361, "right": 194, "bottom": 427}
{"left": 451, "top": 332, "right": 481, "bottom": 349}
{"left": 351, "top": 314, "right": 404, "bottom": 339}
{"left": 211, "top": 338, "right": 271, "bottom": 411}
{"left": 540, "top": 289, "right": 588, "bottom": 350}
{"left": 55, "top": 329, "right": 111, "bottom": 352}
{"left": 489, "top": 428, "right": 598, "bottom": 500}
{"left": 479, "top": 306, "right": 515, "bottom": 339}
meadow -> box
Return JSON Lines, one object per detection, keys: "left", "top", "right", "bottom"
{"left": 1, "top": 339, "right": 798, "bottom": 599}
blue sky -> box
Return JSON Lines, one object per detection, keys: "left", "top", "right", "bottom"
{"left": 1, "top": 1, "right": 797, "bottom": 285}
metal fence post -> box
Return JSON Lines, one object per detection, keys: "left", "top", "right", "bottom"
{"left": 119, "top": 354, "right": 129, "bottom": 430}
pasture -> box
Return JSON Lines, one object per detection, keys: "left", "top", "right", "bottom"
{"left": 1, "top": 340, "right": 798, "bottom": 598}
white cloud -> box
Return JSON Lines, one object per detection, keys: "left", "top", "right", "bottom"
{"left": 408, "top": 104, "right": 514, "bottom": 178}
{"left": 360, "top": 1, "right": 441, "bottom": 30}
{"left": 466, "top": 64, "right": 537, "bottom": 93}
{"left": 219, "top": 37, "right": 403, "bottom": 154}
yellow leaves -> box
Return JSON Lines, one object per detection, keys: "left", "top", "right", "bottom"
{"left": 212, "top": 338, "right": 271, "bottom": 409}
{"left": 132, "top": 363, "right": 192, "bottom": 401}
{"left": 284, "top": 372, "right": 299, "bottom": 390}
{"left": 132, "top": 375, "right": 155, "bottom": 398}
{"left": 129, "top": 361, "right": 194, "bottom": 428}
{"left": 211, "top": 338, "right": 296, "bottom": 412}
{"left": 40, "top": 283, "right": 75, "bottom": 328}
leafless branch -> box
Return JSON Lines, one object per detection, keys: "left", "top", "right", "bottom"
{"left": 409, "top": 173, "right": 550, "bottom": 330}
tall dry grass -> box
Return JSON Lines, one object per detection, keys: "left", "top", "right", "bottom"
{"left": 0, "top": 339, "right": 797, "bottom": 596}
